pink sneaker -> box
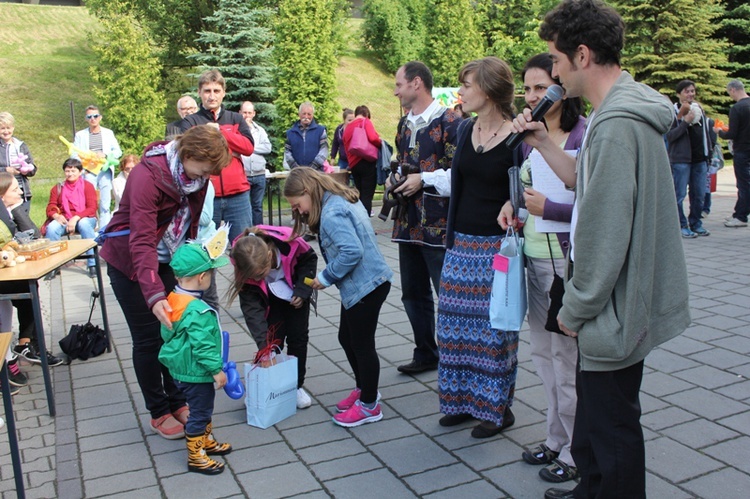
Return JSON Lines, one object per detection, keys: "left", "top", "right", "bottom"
{"left": 333, "top": 400, "right": 383, "bottom": 427}
{"left": 335, "top": 388, "right": 362, "bottom": 413}
{"left": 335, "top": 389, "right": 382, "bottom": 413}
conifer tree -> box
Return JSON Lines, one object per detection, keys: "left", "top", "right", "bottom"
{"left": 716, "top": 0, "right": 750, "bottom": 83}
{"left": 191, "top": 0, "right": 276, "bottom": 129}
{"left": 89, "top": 12, "right": 165, "bottom": 153}
{"left": 614, "top": 0, "right": 729, "bottom": 113}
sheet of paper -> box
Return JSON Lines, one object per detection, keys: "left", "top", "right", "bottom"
{"left": 530, "top": 149, "right": 576, "bottom": 233}
{"left": 268, "top": 280, "right": 294, "bottom": 302}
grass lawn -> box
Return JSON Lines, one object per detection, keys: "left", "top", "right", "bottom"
{"left": 0, "top": 4, "right": 99, "bottom": 225}
{"left": 335, "top": 19, "right": 401, "bottom": 143}
{"left": 1, "top": 11, "right": 394, "bottom": 224}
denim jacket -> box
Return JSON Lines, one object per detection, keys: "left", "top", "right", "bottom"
{"left": 316, "top": 192, "right": 393, "bottom": 309}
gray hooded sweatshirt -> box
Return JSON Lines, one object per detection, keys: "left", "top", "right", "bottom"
{"left": 559, "top": 72, "right": 691, "bottom": 372}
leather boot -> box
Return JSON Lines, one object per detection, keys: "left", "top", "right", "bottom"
{"left": 203, "top": 421, "right": 232, "bottom": 456}
{"left": 186, "top": 433, "right": 224, "bottom": 475}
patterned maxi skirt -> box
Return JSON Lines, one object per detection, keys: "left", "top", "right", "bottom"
{"left": 437, "top": 231, "right": 519, "bottom": 426}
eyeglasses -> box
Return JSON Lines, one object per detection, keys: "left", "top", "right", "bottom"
{"left": 85, "top": 114, "right": 101, "bottom": 119}
{"left": 179, "top": 107, "right": 197, "bottom": 112}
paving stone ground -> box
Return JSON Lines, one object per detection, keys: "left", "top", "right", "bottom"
{"left": 0, "top": 167, "right": 748, "bottom": 498}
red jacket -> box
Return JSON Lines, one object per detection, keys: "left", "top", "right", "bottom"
{"left": 342, "top": 116, "right": 382, "bottom": 168}
{"left": 180, "top": 107, "right": 254, "bottom": 197}
{"left": 41, "top": 178, "right": 97, "bottom": 235}
{"left": 100, "top": 141, "right": 208, "bottom": 308}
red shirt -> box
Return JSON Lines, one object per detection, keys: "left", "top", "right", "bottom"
{"left": 342, "top": 117, "right": 382, "bottom": 168}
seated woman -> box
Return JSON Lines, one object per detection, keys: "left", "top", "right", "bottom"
{"left": 0, "top": 172, "right": 63, "bottom": 373}
{"left": 42, "top": 158, "right": 98, "bottom": 278}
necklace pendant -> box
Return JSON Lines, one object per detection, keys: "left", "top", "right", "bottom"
{"left": 476, "top": 145, "right": 484, "bottom": 154}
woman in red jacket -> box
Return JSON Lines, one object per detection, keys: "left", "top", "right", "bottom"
{"left": 101, "top": 126, "right": 231, "bottom": 440}
{"left": 43, "top": 158, "right": 99, "bottom": 275}
{"left": 343, "top": 105, "right": 382, "bottom": 215}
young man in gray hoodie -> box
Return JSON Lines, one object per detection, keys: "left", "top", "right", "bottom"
{"left": 513, "top": 1, "right": 691, "bottom": 498}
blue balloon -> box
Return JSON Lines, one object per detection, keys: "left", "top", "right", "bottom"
{"left": 221, "top": 331, "right": 245, "bottom": 399}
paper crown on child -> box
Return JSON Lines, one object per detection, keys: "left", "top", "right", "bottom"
{"left": 170, "top": 225, "right": 230, "bottom": 277}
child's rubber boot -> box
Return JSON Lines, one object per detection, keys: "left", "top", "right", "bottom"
{"left": 203, "top": 421, "right": 232, "bottom": 456}
{"left": 186, "top": 433, "right": 224, "bottom": 475}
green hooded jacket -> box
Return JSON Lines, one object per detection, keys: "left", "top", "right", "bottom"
{"left": 560, "top": 72, "right": 691, "bottom": 372}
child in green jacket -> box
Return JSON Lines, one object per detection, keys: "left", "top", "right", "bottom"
{"left": 158, "top": 242, "right": 231, "bottom": 475}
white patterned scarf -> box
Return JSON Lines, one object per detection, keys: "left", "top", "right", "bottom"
{"left": 161, "top": 142, "right": 206, "bottom": 255}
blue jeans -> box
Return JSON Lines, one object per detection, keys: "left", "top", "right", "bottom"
{"left": 671, "top": 161, "right": 707, "bottom": 230}
{"left": 398, "top": 243, "right": 446, "bottom": 363}
{"left": 213, "top": 192, "right": 253, "bottom": 243}
{"left": 732, "top": 150, "right": 750, "bottom": 223}
{"left": 45, "top": 216, "right": 97, "bottom": 267}
{"left": 247, "top": 174, "right": 266, "bottom": 226}
{"left": 83, "top": 169, "right": 113, "bottom": 229}
{"left": 175, "top": 381, "right": 215, "bottom": 436}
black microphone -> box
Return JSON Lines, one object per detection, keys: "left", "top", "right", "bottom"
{"left": 506, "top": 84, "right": 564, "bottom": 150}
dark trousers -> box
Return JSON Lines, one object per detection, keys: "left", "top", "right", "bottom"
{"left": 2, "top": 281, "right": 36, "bottom": 344}
{"left": 175, "top": 381, "right": 215, "bottom": 436}
{"left": 108, "top": 264, "right": 186, "bottom": 419}
{"left": 571, "top": 360, "right": 646, "bottom": 499}
{"left": 350, "top": 160, "right": 377, "bottom": 215}
{"left": 338, "top": 282, "right": 390, "bottom": 404}
{"left": 398, "top": 243, "right": 445, "bottom": 363}
{"left": 732, "top": 150, "right": 750, "bottom": 222}
{"left": 253, "top": 293, "right": 310, "bottom": 389}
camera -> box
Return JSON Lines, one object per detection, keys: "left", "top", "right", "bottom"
{"left": 379, "top": 162, "right": 421, "bottom": 222}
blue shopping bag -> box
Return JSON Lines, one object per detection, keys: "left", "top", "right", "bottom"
{"left": 244, "top": 354, "right": 298, "bottom": 429}
{"left": 489, "top": 227, "right": 527, "bottom": 331}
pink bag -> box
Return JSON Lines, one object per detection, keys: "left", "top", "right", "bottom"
{"left": 348, "top": 120, "right": 379, "bottom": 162}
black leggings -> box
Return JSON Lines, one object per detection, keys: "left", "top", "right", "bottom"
{"left": 338, "top": 282, "right": 390, "bottom": 404}
{"left": 350, "top": 160, "right": 377, "bottom": 215}
{"left": 108, "top": 264, "right": 186, "bottom": 419}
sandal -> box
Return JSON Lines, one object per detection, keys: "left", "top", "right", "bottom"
{"left": 522, "top": 443, "right": 560, "bottom": 465}
{"left": 150, "top": 414, "right": 185, "bottom": 440}
{"left": 539, "top": 459, "right": 579, "bottom": 483}
{"left": 172, "top": 406, "right": 190, "bottom": 426}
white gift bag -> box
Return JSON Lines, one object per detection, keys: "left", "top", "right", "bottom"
{"left": 244, "top": 354, "right": 298, "bottom": 429}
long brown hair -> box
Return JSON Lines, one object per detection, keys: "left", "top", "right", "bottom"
{"left": 226, "top": 227, "right": 276, "bottom": 305}
{"left": 283, "top": 167, "right": 359, "bottom": 236}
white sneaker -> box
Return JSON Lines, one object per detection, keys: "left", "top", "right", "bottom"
{"left": 0, "top": 417, "right": 4, "bottom": 429}
{"left": 724, "top": 217, "right": 748, "bottom": 228}
{"left": 297, "top": 387, "right": 312, "bottom": 409}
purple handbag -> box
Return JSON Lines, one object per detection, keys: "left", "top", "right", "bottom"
{"left": 348, "top": 120, "right": 379, "bottom": 162}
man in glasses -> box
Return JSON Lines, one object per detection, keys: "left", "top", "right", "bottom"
{"left": 72, "top": 105, "right": 122, "bottom": 229}
{"left": 165, "top": 95, "right": 199, "bottom": 140}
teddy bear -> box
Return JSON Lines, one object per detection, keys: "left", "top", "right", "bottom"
{"left": 0, "top": 241, "right": 26, "bottom": 268}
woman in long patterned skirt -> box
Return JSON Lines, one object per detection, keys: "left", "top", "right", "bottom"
{"left": 437, "top": 56, "right": 520, "bottom": 439}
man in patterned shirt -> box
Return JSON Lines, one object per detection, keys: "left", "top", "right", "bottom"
{"left": 390, "top": 61, "right": 463, "bottom": 374}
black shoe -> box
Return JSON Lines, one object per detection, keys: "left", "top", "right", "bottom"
{"left": 397, "top": 359, "right": 438, "bottom": 374}
{"left": 544, "top": 487, "right": 576, "bottom": 499}
{"left": 522, "top": 443, "right": 560, "bottom": 465}
{"left": 87, "top": 266, "right": 97, "bottom": 278}
{"left": 540, "top": 459, "right": 579, "bottom": 483}
{"left": 470, "top": 407, "right": 515, "bottom": 438}
{"left": 7, "top": 358, "right": 28, "bottom": 387}
{"left": 439, "top": 413, "right": 474, "bottom": 427}
{"left": 45, "top": 351, "right": 64, "bottom": 367}
{"left": 44, "top": 269, "right": 59, "bottom": 280}
{"left": 13, "top": 343, "right": 41, "bottom": 364}
{"left": 302, "top": 233, "right": 317, "bottom": 242}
